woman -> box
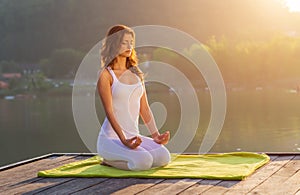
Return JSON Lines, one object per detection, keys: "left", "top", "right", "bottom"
{"left": 97, "top": 24, "right": 171, "bottom": 171}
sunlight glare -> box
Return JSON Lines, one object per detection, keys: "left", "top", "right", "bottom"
{"left": 284, "top": 0, "right": 300, "bottom": 12}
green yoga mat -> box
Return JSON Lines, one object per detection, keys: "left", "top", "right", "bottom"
{"left": 38, "top": 152, "right": 270, "bottom": 180}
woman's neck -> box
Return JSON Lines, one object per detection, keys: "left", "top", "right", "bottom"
{"left": 113, "top": 56, "right": 127, "bottom": 70}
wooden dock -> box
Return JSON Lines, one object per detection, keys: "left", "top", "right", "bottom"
{"left": 0, "top": 153, "right": 299, "bottom": 194}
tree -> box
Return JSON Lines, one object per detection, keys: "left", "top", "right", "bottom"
{"left": 39, "top": 48, "right": 84, "bottom": 78}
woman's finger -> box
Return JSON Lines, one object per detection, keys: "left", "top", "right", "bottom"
{"left": 162, "top": 132, "right": 170, "bottom": 140}
{"left": 157, "top": 132, "right": 170, "bottom": 145}
{"left": 129, "top": 136, "right": 141, "bottom": 148}
{"left": 160, "top": 134, "right": 168, "bottom": 140}
{"left": 135, "top": 136, "right": 142, "bottom": 146}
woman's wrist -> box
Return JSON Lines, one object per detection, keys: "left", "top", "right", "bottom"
{"left": 151, "top": 131, "right": 160, "bottom": 139}
{"left": 118, "top": 133, "right": 127, "bottom": 144}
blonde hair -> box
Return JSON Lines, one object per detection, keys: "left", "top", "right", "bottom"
{"left": 100, "top": 24, "right": 143, "bottom": 81}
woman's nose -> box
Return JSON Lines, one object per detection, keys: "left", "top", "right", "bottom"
{"left": 127, "top": 44, "right": 132, "bottom": 49}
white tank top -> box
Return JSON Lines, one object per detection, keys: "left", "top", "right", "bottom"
{"left": 99, "top": 67, "right": 144, "bottom": 138}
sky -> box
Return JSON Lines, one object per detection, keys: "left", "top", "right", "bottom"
{"left": 283, "top": 0, "right": 300, "bottom": 12}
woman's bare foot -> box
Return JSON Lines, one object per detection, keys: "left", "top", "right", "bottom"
{"left": 100, "top": 159, "right": 130, "bottom": 170}
{"left": 100, "top": 159, "right": 112, "bottom": 167}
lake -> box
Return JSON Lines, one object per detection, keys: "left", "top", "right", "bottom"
{"left": 1, "top": 88, "right": 300, "bottom": 167}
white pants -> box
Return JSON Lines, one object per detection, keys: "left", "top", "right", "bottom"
{"left": 97, "top": 135, "right": 171, "bottom": 171}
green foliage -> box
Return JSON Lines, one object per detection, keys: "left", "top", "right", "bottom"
{"left": 6, "top": 71, "right": 52, "bottom": 94}
{"left": 0, "top": 60, "right": 21, "bottom": 73}
{"left": 39, "top": 48, "right": 84, "bottom": 78}
{"left": 0, "top": 0, "right": 296, "bottom": 63}
{"left": 204, "top": 34, "right": 300, "bottom": 87}
{"left": 0, "top": 0, "right": 299, "bottom": 89}
{"left": 0, "top": 0, "right": 103, "bottom": 62}
{"left": 152, "top": 47, "right": 178, "bottom": 63}
{"left": 25, "top": 72, "right": 52, "bottom": 91}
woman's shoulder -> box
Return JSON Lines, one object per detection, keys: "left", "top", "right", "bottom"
{"left": 98, "top": 68, "right": 112, "bottom": 84}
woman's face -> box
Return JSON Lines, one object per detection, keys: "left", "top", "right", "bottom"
{"left": 119, "top": 33, "right": 134, "bottom": 58}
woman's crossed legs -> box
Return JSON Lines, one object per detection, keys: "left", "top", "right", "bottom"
{"left": 97, "top": 135, "right": 171, "bottom": 171}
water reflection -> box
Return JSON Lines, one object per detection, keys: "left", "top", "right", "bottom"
{"left": 0, "top": 88, "right": 299, "bottom": 167}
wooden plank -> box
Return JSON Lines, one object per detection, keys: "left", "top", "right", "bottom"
{"left": 265, "top": 170, "right": 300, "bottom": 195}
{"left": 111, "top": 179, "right": 164, "bottom": 195}
{"left": 72, "top": 178, "right": 165, "bottom": 195}
{"left": 248, "top": 155, "right": 300, "bottom": 194}
{"left": 203, "top": 154, "right": 276, "bottom": 194}
{"left": 1, "top": 153, "right": 300, "bottom": 194}
{"left": 136, "top": 179, "right": 189, "bottom": 195}
{"left": 0, "top": 153, "right": 54, "bottom": 172}
{"left": 178, "top": 179, "right": 222, "bottom": 194}
{"left": 0, "top": 156, "right": 74, "bottom": 192}
{"left": 201, "top": 180, "right": 240, "bottom": 195}
{"left": 0, "top": 155, "right": 62, "bottom": 179}
{"left": 3, "top": 178, "right": 74, "bottom": 195}
{"left": 26, "top": 178, "right": 108, "bottom": 195}
{"left": 179, "top": 155, "right": 277, "bottom": 194}
{"left": 274, "top": 160, "right": 300, "bottom": 195}
{"left": 145, "top": 179, "right": 202, "bottom": 195}
{"left": 224, "top": 155, "right": 293, "bottom": 194}
{"left": 0, "top": 155, "right": 67, "bottom": 188}
{"left": 159, "top": 179, "right": 202, "bottom": 195}
{"left": 268, "top": 155, "right": 279, "bottom": 161}
{"left": 0, "top": 155, "right": 87, "bottom": 193}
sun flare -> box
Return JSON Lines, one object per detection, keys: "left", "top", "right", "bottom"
{"left": 284, "top": 0, "right": 300, "bottom": 12}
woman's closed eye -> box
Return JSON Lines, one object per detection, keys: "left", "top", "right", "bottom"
{"left": 122, "top": 42, "right": 133, "bottom": 45}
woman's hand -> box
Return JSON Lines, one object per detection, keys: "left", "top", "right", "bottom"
{"left": 153, "top": 131, "right": 170, "bottom": 145}
{"left": 122, "top": 136, "right": 142, "bottom": 149}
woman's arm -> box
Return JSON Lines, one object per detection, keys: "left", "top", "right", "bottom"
{"left": 139, "top": 84, "right": 170, "bottom": 145}
{"left": 97, "top": 69, "right": 141, "bottom": 149}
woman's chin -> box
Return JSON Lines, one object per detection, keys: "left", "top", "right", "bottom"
{"left": 119, "top": 52, "right": 131, "bottom": 58}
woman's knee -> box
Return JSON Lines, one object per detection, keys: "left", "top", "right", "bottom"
{"left": 153, "top": 147, "right": 171, "bottom": 167}
{"left": 128, "top": 152, "right": 153, "bottom": 171}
